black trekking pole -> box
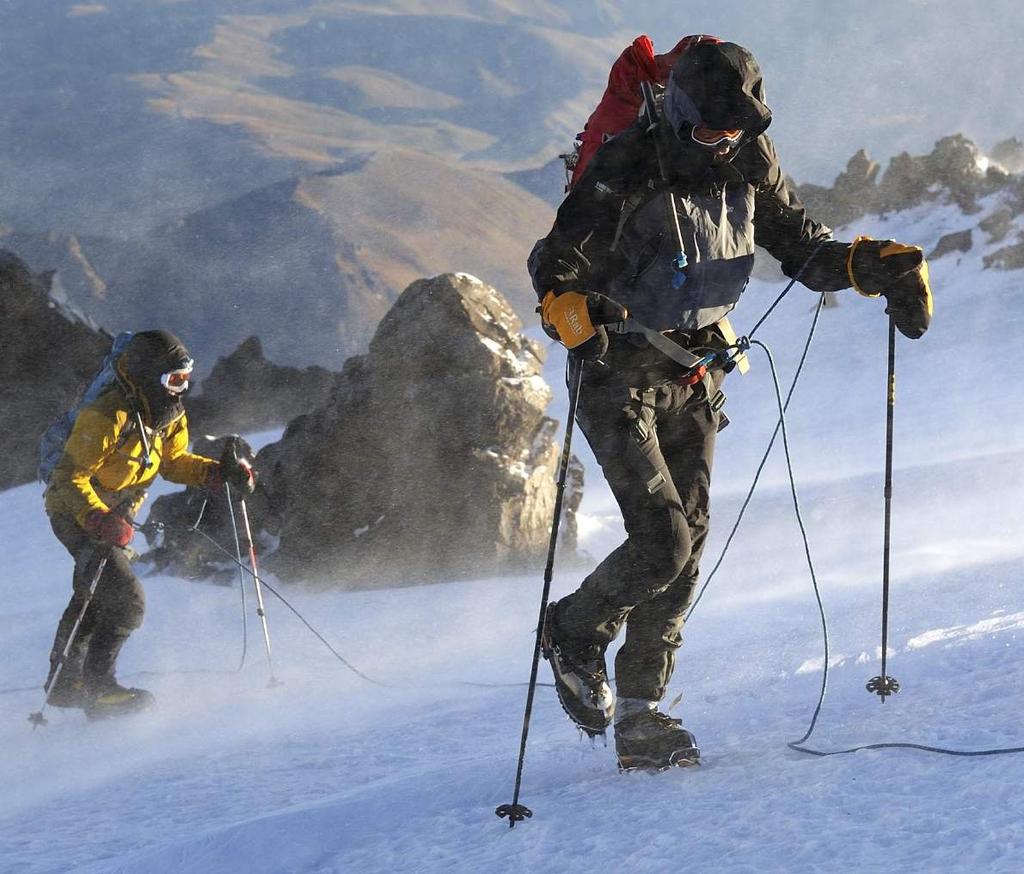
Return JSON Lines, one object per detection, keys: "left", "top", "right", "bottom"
{"left": 867, "top": 316, "right": 900, "bottom": 701}
{"left": 29, "top": 554, "right": 109, "bottom": 728}
{"left": 496, "top": 359, "right": 585, "bottom": 828}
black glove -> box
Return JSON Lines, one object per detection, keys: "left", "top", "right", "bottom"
{"left": 218, "top": 436, "right": 256, "bottom": 495}
{"left": 539, "top": 290, "right": 628, "bottom": 361}
{"left": 849, "top": 237, "right": 933, "bottom": 339}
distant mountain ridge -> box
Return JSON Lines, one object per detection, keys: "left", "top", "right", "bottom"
{"left": 7, "top": 147, "right": 554, "bottom": 370}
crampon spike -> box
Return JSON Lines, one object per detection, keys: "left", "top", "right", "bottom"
{"left": 577, "top": 725, "right": 607, "bottom": 745}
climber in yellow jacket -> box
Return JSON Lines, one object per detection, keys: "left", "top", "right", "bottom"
{"left": 44, "top": 330, "right": 255, "bottom": 719}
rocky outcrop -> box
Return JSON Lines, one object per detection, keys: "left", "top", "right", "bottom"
{"left": 141, "top": 435, "right": 275, "bottom": 581}
{"left": 187, "top": 336, "right": 340, "bottom": 437}
{"left": 980, "top": 207, "right": 1016, "bottom": 243}
{"left": 797, "top": 150, "right": 881, "bottom": 229}
{"left": 984, "top": 241, "right": 1024, "bottom": 272}
{"left": 928, "top": 229, "right": 973, "bottom": 261}
{"left": 789, "top": 134, "right": 1024, "bottom": 277}
{"left": 916, "top": 135, "right": 991, "bottom": 212}
{"left": 0, "top": 251, "right": 111, "bottom": 490}
{"left": 256, "top": 273, "right": 574, "bottom": 587}
{"left": 991, "top": 138, "right": 1024, "bottom": 175}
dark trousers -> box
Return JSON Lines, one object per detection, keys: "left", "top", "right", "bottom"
{"left": 47, "top": 514, "right": 145, "bottom": 689}
{"left": 556, "top": 355, "right": 722, "bottom": 702}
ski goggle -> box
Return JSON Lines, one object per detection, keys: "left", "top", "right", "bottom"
{"left": 690, "top": 126, "right": 744, "bottom": 148}
{"left": 160, "top": 359, "right": 194, "bottom": 395}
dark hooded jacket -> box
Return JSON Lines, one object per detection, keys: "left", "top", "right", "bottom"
{"left": 530, "top": 42, "right": 853, "bottom": 332}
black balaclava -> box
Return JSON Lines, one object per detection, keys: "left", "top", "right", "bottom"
{"left": 115, "top": 330, "right": 192, "bottom": 429}
{"left": 663, "top": 42, "right": 772, "bottom": 163}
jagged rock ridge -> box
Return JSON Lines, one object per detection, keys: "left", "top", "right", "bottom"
{"left": 795, "top": 135, "right": 1024, "bottom": 272}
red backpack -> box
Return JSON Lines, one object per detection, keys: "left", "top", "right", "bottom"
{"left": 563, "top": 34, "right": 722, "bottom": 190}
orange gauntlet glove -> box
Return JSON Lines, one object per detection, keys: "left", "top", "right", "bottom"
{"left": 540, "top": 291, "right": 628, "bottom": 360}
{"left": 848, "top": 237, "right": 933, "bottom": 339}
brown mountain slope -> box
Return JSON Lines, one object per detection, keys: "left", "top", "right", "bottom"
{"left": 292, "top": 147, "right": 554, "bottom": 306}
{"left": 135, "top": 4, "right": 623, "bottom": 170}
{"left": 40, "top": 148, "right": 555, "bottom": 370}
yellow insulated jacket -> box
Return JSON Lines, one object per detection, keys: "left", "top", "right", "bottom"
{"left": 45, "top": 387, "right": 218, "bottom": 526}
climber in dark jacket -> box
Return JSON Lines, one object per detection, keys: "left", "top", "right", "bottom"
{"left": 529, "top": 40, "right": 932, "bottom": 770}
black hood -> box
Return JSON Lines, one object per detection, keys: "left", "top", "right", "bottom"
{"left": 664, "top": 42, "right": 772, "bottom": 139}
{"left": 116, "top": 330, "right": 192, "bottom": 429}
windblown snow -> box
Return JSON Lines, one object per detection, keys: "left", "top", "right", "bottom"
{"left": 2, "top": 201, "right": 1024, "bottom": 873}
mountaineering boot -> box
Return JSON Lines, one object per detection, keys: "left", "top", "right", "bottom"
{"left": 541, "top": 602, "right": 614, "bottom": 737}
{"left": 84, "top": 679, "right": 155, "bottom": 720}
{"left": 615, "top": 707, "right": 700, "bottom": 771}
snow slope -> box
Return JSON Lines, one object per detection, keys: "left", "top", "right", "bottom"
{"left": 2, "top": 200, "right": 1024, "bottom": 872}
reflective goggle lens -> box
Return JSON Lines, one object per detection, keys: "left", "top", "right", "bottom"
{"left": 691, "top": 126, "right": 744, "bottom": 148}
{"left": 160, "top": 360, "right": 193, "bottom": 394}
